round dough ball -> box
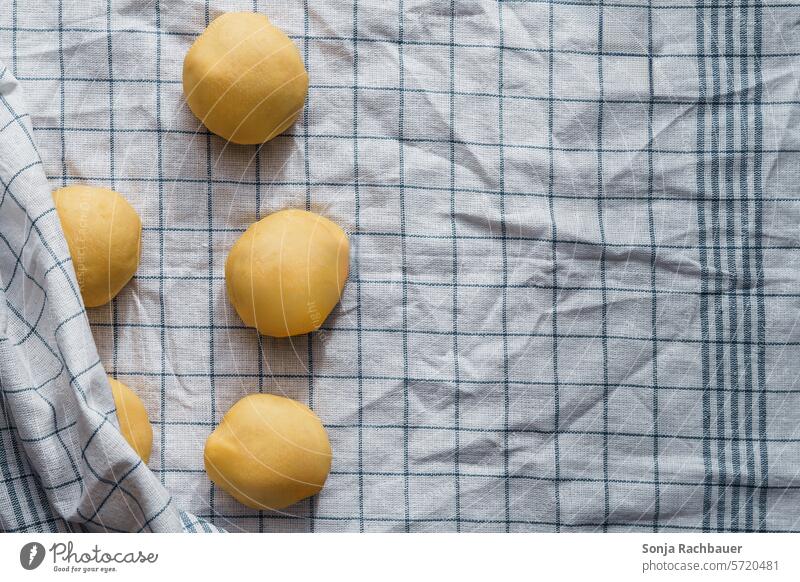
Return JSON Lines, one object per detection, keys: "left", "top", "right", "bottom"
{"left": 108, "top": 377, "right": 153, "bottom": 464}
{"left": 225, "top": 209, "right": 349, "bottom": 337}
{"left": 182, "top": 12, "right": 308, "bottom": 144}
{"left": 204, "top": 394, "right": 331, "bottom": 510}
{"left": 53, "top": 185, "right": 141, "bottom": 307}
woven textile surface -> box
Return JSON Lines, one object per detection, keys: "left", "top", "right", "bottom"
{"left": 1, "top": 0, "right": 799, "bottom": 532}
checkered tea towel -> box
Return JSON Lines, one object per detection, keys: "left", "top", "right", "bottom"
{"left": 1, "top": 0, "right": 799, "bottom": 532}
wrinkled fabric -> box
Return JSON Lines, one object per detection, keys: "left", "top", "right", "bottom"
{"left": 1, "top": 0, "right": 799, "bottom": 532}
{"left": 0, "top": 63, "right": 220, "bottom": 532}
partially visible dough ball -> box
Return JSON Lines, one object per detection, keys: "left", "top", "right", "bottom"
{"left": 182, "top": 12, "right": 309, "bottom": 144}
{"left": 225, "top": 209, "right": 349, "bottom": 337}
{"left": 108, "top": 377, "right": 153, "bottom": 464}
{"left": 204, "top": 394, "right": 332, "bottom": 510}
{"left": 53, "top": 185, "right": 141, "bottom": 307}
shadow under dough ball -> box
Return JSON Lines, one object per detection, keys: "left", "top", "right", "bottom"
{"left": 204, "top": 394, "right": 332, "bottom": 510}
{"left": 109, "top": 377, "right": 153, "bottom": 464}
{"left": 53, "top": 185, "right": 141, "bottom": 307}
{"left": 225, "top": 209, "right": 350, "bottom": 337}
{"left": 182, "top": 12, "right": 309, "bottom": 144}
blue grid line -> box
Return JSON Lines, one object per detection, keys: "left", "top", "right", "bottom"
{"left": 646, "top": 0, "right": 661, "bottom": 532}
{"left": 547, "top": 0, "right": 562, "bottom": 532}
{"left": 302, "top": 0, "right": 315, "bottom": 532}
{"left": 180, "top": 512, "right": 790, "bottom": 532}
{"left": 86, "top": 372, "right": 800, "bottom": 396}
{"left": 107, "top": 0, "right": 120, "bottom": 385}
{"left": 497, "top": 1, "right": 511, "bottom": 533}
{"left": 505, "top": 0, "right": 792, "bottom": 7}
{"left": 154, "top": 0, "right": 167, "bottom": 489}
{"left": 85, "top": 322, "right": 800, "bottom": 350}
{"left": 151, "top": 466, "right": 800, "bottom": 491}
{"left": 397, "top": 0, "right": 410, "bottom": 533}
{"left": 203, "top": 0, "right": 217, "bottom": 525}
{"left": 695, "top": 3, "right": 713, "bottom": 533}
{"left": 596, "top": 0, "right": 611, "bottom": 531}
{"left": 140, "top": 226, "right": 800, "bottom": 252}
{"left": 128, "top": 273, "right": 800, "bottom": 299}
{"left": 449, "top": 0, "right": 461, "bottom": 531}
{"left": 56, "top": 1, "right": 65, "bottom": 187}
{"left": 39, "top": 173, "right": 800, "bottom": 203}
{"left": 26, "top": 124, "right": 800, "bottom": 156}
{"left": 10, "top": 1, "right": 16, "bottom": 75}
{"left": 9, "top": 24, "right": 800, "bottom": 58}
{"left": 352, "top": 0, "right": 365, "bottom": 533}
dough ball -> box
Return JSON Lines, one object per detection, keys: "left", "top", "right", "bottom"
{"left": 53, "top": 185, "right": 141, "bottom": 307}
{"left": 108, "top": 377, "right": 153, "bottom": 464}
{"left": 204, "top": 394, "right": 331, "bottom": 510}
{"left": 182, "top": 12, "right": 308, "bottom": 144}
{"left": 225, "top": 209, "right": 349, "bottom": 337}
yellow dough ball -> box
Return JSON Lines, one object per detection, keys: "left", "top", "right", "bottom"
{"left": 225, "top": 209, "right": 349, "bottom": 337}
{"left": 53, "top": 185, "right": 141, "bottom": 308}
{"left": 108, "top": 377, "right": 153, "bottom": 464}
{"left": 204, "top": 394, "right": 332, "bottom": 510}
{"left": 182, "top": 12, "right": 309, "bottom": 144}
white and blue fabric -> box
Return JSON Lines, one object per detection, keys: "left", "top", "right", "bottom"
{"left": 0, "top": 0, "right": 799, "bottom": 532}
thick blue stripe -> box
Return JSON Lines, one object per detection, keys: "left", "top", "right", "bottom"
{"left": 695, "top": 4, "right": 713, "bottom": 532}
{"left": 737, "top": 1, "right": 757, "bottom": 533}
{"left": 708, "top": 5, "right": 729, "bottom": 532}
{"left": 723, "top": 1, "right": 742, "bottom": 531}
{"left": 753, "top": 0, "right": 769, "bottom": 532}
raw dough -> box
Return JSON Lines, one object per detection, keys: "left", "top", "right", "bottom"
{"left": 225, "top": 209, "right": 349, "bottom": 337}
{"left": 182, "top": 12, "right": 308, "bottom": 144}
{"left": 108, "top": 377, "right": 153, "bottom": 464}
{"left": 53, "top": 185, "right": 141, "bottom": 307}
{"left": 204, "top": 394, "right": 332, "bottom": 510}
